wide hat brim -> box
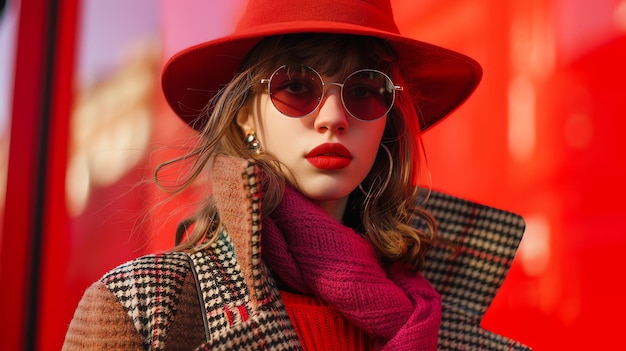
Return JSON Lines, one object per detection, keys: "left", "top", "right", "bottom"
{"left": 161, "top": 20, "right": 482, "bottom": 132}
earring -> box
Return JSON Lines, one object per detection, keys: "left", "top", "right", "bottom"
{"left": 245, "top": 131, "right": 261, "bottom": 154}
{"left": 359, "top": 143, "right": 393, "bottom": 199}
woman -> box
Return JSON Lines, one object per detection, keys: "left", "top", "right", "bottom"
{"left": 63, "top": 0, "right": 531, "bottom": 350}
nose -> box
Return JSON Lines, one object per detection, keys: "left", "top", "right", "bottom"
{"left": 313, "top": 86, "right": 348, "bottom": 134}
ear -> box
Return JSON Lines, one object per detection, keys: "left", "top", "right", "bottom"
{"left": 236, "top": 104, "right": 255, "bottom": 134}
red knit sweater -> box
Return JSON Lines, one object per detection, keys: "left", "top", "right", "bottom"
{"left": 280, "top": 289, "right": 377, "bottom": 350}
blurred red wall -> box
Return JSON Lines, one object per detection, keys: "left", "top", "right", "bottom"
{"left": 1, "top": 0, "right": 625, "bottom": 350}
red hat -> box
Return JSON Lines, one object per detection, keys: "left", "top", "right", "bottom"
{"left": 161, "top": 0, "right": 482, "bottom": 132}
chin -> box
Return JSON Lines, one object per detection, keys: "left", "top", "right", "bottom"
{"left": 291, "top": 173, "right": 362, "bottom": 201}
{"left": 299, "top": 185, "right": 355, "bottom": 202}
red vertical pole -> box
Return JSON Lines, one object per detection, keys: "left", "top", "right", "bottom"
{"left": 37, "top": 0, "right": 78, "bottom": 349}
{"left": 0, "top": 0, "right": 78, "bottom": 350}
{"left": 0, "top": 0, "right": 52, "bottom": 349}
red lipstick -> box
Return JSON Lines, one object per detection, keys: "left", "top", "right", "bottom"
{"left": 305, "top": 143, "right": 352, "bottom": 170}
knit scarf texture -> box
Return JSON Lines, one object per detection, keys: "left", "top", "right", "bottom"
{"left": 261, "top": 186, "right": 441, "bottom": 350}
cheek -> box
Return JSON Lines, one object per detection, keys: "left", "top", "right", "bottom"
{"left": 353, "top": 118, "right": 388, "bottom": 178}
{"left": 362, "top": 119, "right": 387, "bottom": 154}
{"left": 253, "top": 96, "right": 298, "bottom": 154}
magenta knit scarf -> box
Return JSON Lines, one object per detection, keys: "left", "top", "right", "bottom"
{"left": 261, "top": 186, "right": 442, "bottom": 350}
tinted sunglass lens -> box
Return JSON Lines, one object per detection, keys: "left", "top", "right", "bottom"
{"left": 343, "top": 70, "right": 394, "bottom": 121}
{"left": 268, "top": 66, "right": 323, "bottom": 117}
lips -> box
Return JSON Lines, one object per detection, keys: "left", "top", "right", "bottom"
{"left": 305, "top": 143, "right": 353, "bottom": 170}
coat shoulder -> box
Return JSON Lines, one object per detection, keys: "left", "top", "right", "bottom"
{"left": 100, "top": 252, "right": 193, "bottom": 350}
{"left": 422, "top": 190, "right": 532, "bottom": 351}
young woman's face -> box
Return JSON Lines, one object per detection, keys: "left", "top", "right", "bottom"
{"left": 239, "top": 69, "right": 388, "bottom": 219}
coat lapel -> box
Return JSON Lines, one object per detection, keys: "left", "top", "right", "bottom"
{"left": 422, "top": 190, "right": 531, "bottom": 350}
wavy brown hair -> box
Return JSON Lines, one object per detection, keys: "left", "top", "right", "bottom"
{"left": 157, "top": 33, "right": 437, "bottom": 270}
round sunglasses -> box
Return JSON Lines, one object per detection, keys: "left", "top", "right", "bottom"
{"left": 260, "top": 65, "right": 403, "bottom": 121}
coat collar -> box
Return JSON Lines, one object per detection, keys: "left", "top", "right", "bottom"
{"left": 211, "top": 156, "right": 265, "bottom": 308}
{"left": 209, "top": 155, "right": 531, "bottom": 350}
{"left": 419, "top": 190, "right": 529, "bottom": 349}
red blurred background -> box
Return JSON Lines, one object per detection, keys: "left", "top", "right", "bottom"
{"left": 1, "top": 0, "right": 624, "bottom": 350}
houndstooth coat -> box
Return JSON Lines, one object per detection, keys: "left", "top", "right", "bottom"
{"left": 63, "top": 157, "right": 532, "bottom": 350}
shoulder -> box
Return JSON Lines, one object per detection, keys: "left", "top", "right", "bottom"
{"left": 63, "top": 280, "right": 145, "bottom": 350}
{"left": 100, "top": 251, "right": 192, "bottom": 313}
{"left": 421, "top": 190, "right": 531, "bottom": 351}
{"left": 99, "top": 252, "right": 194, "bottom": 350}
{"left": 100, "top": 251, "right": 191, "bottom": 287}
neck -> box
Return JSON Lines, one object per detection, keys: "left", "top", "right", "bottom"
{"left": 313, "top": 196, "right": 349, "bottom": 221}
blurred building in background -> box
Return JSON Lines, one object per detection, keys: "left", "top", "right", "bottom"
{"left": 0, "top": 0, "right": 624, "bottom": 349}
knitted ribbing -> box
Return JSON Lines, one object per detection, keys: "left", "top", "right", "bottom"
{"left": 280, "top": 289, "right": 376, "bottom": 350}
{"left": 262, "top": 186, "right": 440, "bottom": 350}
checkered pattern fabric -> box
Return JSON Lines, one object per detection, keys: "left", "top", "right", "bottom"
{"left": 178, "top": 159, "right": 300, "bottom": 349}
{"left": 101, "top": 252, "right": 190, "bottom": 350}
{"left": 422, "top": 191, "right": 531, "bottom": 351}
{"left": 188, "top": 233, "right": 250, "bottom": 337}
{"left": 190, "top": 231, "right": 301, "bottom": 350}
{"left": 186, "top": 161, "right": 300, "bottom": 350}
{"left": 242, "top": 162, "right": 273, "bottom": 304}
{"left": 101, "top": 157, "right": 531, "bottom": 350}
